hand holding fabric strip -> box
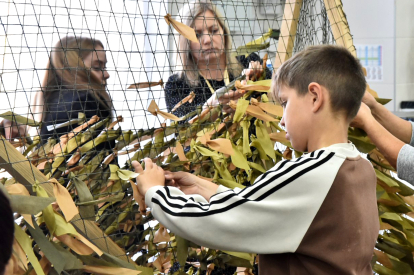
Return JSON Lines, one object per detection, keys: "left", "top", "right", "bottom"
{"left": 132, "top": 158, "right": 165, "bottom": 196}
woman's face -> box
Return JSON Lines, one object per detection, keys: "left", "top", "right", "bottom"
{"left": 190, "top": 10, "right": 225, "bottom": 64}
{"left": 84, "top": 45, "right": 110, "bottom": 86}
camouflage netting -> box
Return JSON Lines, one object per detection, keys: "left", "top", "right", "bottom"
{"left": 0, "top": 0, "right": 412, "bottom": 274}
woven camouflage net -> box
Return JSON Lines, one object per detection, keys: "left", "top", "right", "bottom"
{"left": 0, "top": 1, "right": 411, "bottom": 275}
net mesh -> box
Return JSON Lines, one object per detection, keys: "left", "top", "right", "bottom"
{"left": 0, "top": 1, "right": 407, "bottom": 274}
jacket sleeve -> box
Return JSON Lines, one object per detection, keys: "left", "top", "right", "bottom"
{"left": 397, "top": 144, "right": 414, "bottom": 185}
{"left": 396, "top": 122, "right": 414, "bottom": 184}
{"left": 145, "top": 150, "right": 345, "bottom": 253}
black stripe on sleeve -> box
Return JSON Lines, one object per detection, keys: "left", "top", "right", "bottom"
{"left": 255, "top": 152, "right": 335, "bottom": 201}
{"left": 151, "top": 152, "right": 335, "bottom": 217}
{"left": 163, "top": 188, "right": 210, "bottom": 206}
{"left": 211, "top": 150, "right": 325, "bottom": 203}
{"left": 194, "top": 150, "right": 324, "bottom": 210}
{"left": 162, "top": 187, "right": 239, "bottom": 210}
{"left": 249, "top": 150, "right": 322, "bottom": 189}
{"left": 239, "top": 150, "right": 325, "bottom": 199}
{"left": 156, "top": 191, "right": 212, "bottom": 212}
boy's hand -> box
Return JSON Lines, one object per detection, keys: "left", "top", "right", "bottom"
{"left": 350, "top": 103, "right": 375, "bottom": 130}
{"left": 165, "top": 171, "right": 219, "bottom": 201}
{"left": 132, "top": 158, "right": 165, "bottom": 196}
{"left": 165, "top": 171, "right": 202, "bottom": 194}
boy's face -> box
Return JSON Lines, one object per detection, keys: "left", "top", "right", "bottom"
{"left": 279, "top": 86, "right": 312, "bottom": 152}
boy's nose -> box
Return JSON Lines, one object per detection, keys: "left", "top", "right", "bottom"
{"left": 280, "top": 115, "right": 285, "bottom": 127}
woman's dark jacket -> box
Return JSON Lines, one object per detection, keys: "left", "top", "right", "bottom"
{"left": 39, "top": 88, "right": 112, "bottom": 145}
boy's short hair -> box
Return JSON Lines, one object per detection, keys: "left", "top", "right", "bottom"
{"left": 272, "top": 45, "right": 366, "bottom": 120}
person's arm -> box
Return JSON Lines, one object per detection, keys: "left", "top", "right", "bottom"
{"left": 134, "top": 152, "right": 344, "bottom": 254}
{"left": 352, "top": 103, "right": 405, "bottom": 169}
{"left": 409, "top": 121, "right": 414, "bottom": 146}
{"left": 397, "top": 144, "right": 414, "bottom": 184}
{"left": 363, "top": 91, "right": 413, "bottom": 144}
{"left": 353, "top": 103, "right": 414, "bottom": 184}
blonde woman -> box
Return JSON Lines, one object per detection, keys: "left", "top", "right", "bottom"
{"left": 164, "top": 0, "right": 265, "bottom": 117}
{"left": 1, "top": 36, "right": 112, "bottom": 144}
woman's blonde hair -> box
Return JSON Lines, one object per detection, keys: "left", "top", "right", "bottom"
{"left": 33, "top": 36, "right": 112, "bottom": 121}
{"left": 175, "top": 0, "right": 243, "bottom": 86}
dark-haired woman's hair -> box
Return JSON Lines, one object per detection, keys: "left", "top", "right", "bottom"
{"left": 33, "top": 36, "right": 112, "bottom": 122}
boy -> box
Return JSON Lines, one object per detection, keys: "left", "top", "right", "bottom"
{"left": 132, "top": 45, "right": 379, "bottom": 274}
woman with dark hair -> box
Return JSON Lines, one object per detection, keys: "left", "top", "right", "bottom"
{"left": 1, "top": 36, "right": 112, "bottom": 144}
{"left": 36, "top": 36, "right": 112, "bottom": 143}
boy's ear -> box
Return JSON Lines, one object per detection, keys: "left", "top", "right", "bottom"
{"left": 308, "top": 82, "right": 324, "bottom": 113}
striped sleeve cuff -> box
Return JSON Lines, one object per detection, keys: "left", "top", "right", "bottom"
{"left": 397, "top": 144, "right": 414, "bottom": 185}
{"left": 215, "top": 185, "right": 244, "bottom": 195}
{"left": 215, "top": 185, "right": 230, "bottom": 194}
{"left": 145, "top": 186, "right": 165, "bottom": 208}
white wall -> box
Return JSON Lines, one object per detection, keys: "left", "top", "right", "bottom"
{"left": 344, "top": 0, "right": 414, "bottom": 116}
{"left": 343, "top": 0, "right": 396, "bottom": 111}
{"left": 395, "top": 0, "right": 414, "bottom": 113}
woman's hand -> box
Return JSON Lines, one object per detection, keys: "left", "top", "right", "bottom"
{"left": 360, "top": 89, "right": 413, "bottom": 144}
{"left": 243, "top": 61, "right": 263, "bottom": 81}
{"left": 204, "top": 80, "right": 247, "bottom": 114}
{"left": 204, "top": 89, "right": 245, "bottom": 113}
{"left": 165, "top": 171, "right": 219, "bottom": 201}
{"left": 132, "top": 158, "right": 165, "bottom": 196}
{"left": 0, "top": 119, "right": 28, "bottom": 140}
{"left": 204, "top": 60, "right": 264, "bottom": 114}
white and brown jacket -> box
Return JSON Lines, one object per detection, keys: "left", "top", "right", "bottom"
{"left": 145, "top": 143, "right": 379, "bottom": 275}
